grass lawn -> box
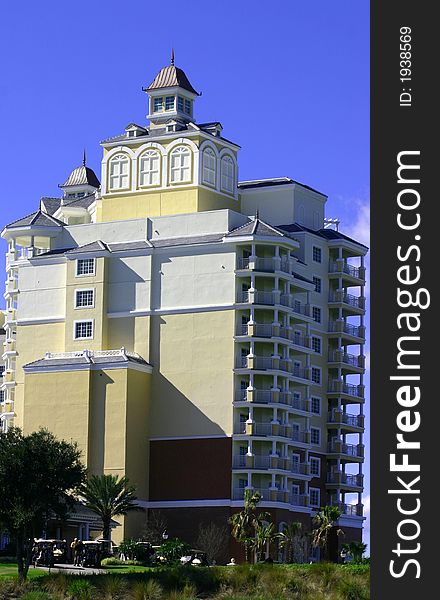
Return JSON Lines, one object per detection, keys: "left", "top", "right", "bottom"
{"left": 0, "top": 562, "right": 48, "bottom": 579}
{"left": 0, "top": 562, "right": 370, "bottom": 599}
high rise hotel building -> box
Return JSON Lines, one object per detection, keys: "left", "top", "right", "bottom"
{"left": 1, "top": 60, "right": 367, "bottom": 556}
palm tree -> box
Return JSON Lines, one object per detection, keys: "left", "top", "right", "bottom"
{"left": 79, "top": 474, "right": 140, "bottom": 542}
{"left": 311, "top": 505, "right": 343, "bottom": 561}
{"left": 341, "top": 541, "right": 367, "bottom": 563}
{"left": 250, "top": 521, "right": 280, "bottom": 562}
{"left": 279, "top": 521, "right": 307, "bottom": 563}
{"left": 229, "top": 489, "right": 269, "bottom": 562}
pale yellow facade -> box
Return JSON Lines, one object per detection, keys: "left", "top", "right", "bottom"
{"left": 1, "top": 61, "right": 367, "bottom": 547}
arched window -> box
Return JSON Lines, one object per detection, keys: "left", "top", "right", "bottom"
{"left": 109, "top": 154, "right": 130, "bottom": 190}
{"left": 170, "top": 146, "right": 191, "bottom": 183}
{"left": 221, "top": 155, "right": 235, "bottom": 193}
{"left": 202, "top": 147, "right": 216, "bottom": 186}
{"left": 139, "top": 150, "right": 161, "bottom": 187}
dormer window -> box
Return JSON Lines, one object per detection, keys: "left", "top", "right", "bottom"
{"left": 184, "top": 99, "right": 191, "bottom": 115}
{"left": 177, "top": 96, "right": 184, "bottom": 112}
{"left": 165, "top": 96, "right": 175, "bottom": 111}
{"left": 153, "top": 97, "right": 163, "bottom": 112}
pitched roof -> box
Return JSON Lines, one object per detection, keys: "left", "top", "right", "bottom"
{"left": 316, "top": 227, "right": 368, "bottom": 249}
{"left": 5, "top": 210, "right": 65, "bottom": 230}
{"left": 147, "top": 65, "right": 199, "bottom": 95}
{"left": 278, "top": 222, "right": 368, "bottom": 249}
{"left": 226, "top": 217, "right": 285, "bottom": 238}
{"left": 40, "top": 197, "right": 62, "bottom": 215}
{"left": 65, "top": 240, "right": 109, "bottom": 255}
{"left": 60, "top": 164, "right": 100, "bottom": 188}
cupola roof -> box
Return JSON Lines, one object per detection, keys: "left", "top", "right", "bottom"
{"left": 60, "top": 163, "right": 100, "bottom": 189}
{"left": 146, "top": 63, "right": 199, "bottom": 96}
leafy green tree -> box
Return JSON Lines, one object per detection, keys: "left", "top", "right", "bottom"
{"left": 79, "top": 474, "right": 140, "bottom": 542}
{"left": 0, "top": 427, "right": 86, "bottom": 581}
{"left": 156, "top": 538, "right": 192, "bottom": 564}
{"left": 311, "top": 505, "right": 343, "bottom": 561}
{"left": 229, "top": 489, "right": 269, "bottom": 562}
{"left": 341, "top": 541, "right": 367, "bottom": 563}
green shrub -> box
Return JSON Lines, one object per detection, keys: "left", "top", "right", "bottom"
{"left": 43, "top": 574, "right": 68, "bottom": 596}
{"left": 156, "top": 539, "right": 192, "bottom": 565}
{"left": 99, "top": 575, "right": 129, "bottom": 599}
{"left": 130, "top": 579, "right": 163, "bottom": 600}
{"left": 66, "top": 578, "right": 95, "bottom": 600}
{"left": 339, "top": 576, "right": 370, "bottom": 600}
{"left": 101, "top": 557, "right": 142, "bottom": 566}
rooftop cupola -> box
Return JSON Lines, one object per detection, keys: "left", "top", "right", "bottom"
{"left": 59, "top": 151, "right": 100, "bottom": 201}
{"left": 144, "top": 50, "right": 200, "bottom": 128}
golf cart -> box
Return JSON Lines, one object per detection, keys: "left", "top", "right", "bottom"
{"left": 32, "top": 539, "right": 67, "bottom": 567}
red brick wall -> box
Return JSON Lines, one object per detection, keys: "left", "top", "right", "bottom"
{"left": 149, "top": 437, "right": 232, "bottom": 500}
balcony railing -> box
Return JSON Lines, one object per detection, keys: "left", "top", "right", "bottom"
{"left": 235, "top": 356, "right": 309, "bottom": 380}
{"left": 328, "top": 320, "right": 364, "bottom": 338}
{"left": 329, "top": 292, "right": 365, "bottom": 310}
{"left": 327, "top": 439, "right": 363, "bottom": 458}
{"left": 232, "top": 487, "right": 308, "bottom": 506}
{"left": 329, "top": 261, "right": 364, "bottom": 280}
{"left": 327, "top": 472, "right": 363, "bottom": 487}
{"left": 234, "top": 389, "right": 311, "bottom": 412}
{"left": 328, "top": 350, "right": 362, "bottom": 368}
{"left": 328, "top": 409, "right": 364, "bottom": 429}
{"left": 331, "top": 502, "right": 364, "bottom": 517}
{"left": 233, "top": 421, "right": 310, "bottom": 444}
{"left": 235, "top": 324, "right": 309, "bottom": 348}
{"left": 328, "top": 380, "right": 364, "bottom": 398}
{"left": 233, "top": 455, "right": 309, "bottom": 473}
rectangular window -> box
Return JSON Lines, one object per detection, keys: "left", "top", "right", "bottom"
{"left": 311, "top": 427, "right": 321, "bottom": 446}
{"left": 311, "top": 397, "right": 321, "bottom": 415}
{"left": 313, "top": 276, "right": 322, "bottom": 293}
{"left": 312, "top": 246, "right": 322, "bottom": 263}
{"left": 184, "top": 99, "right": 191, "bottom": 114}
{"left": 310, "top": 457, "right": 321, "bottom": 477}
{"left": 74, "top": 320, "right": 93, "bottom": 340}
{"left": 312, "top": 306, "right": 321, "bottom": 323}
{"left": 76, "top": 258, "right": 95, "bottom": 276}
{"left": 75, "top": 289, "right": 94, "bottom": 308}
{"left": 311, "top": 336, "right": 321, "bottom": 354}
{"left": 165, "top": 96, "right": 175, "bottom": 111}
{"left": 311, "top": 367, "right": 321, "bottom": 384}
{"left": 177, "top": 96, "right": 184, "bottom": 111}
{"left": 291, "top": 483, "right": 300, "bottom": 496}
{"left": 153, "top": 97, "right": 163, "bottom": 112}
{"left": 310, "top": 487, "right": 321, "bottom": 507}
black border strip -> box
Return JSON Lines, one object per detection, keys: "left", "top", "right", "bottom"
{"left": 371, "top": 2, "right": 438, "bottom": 597}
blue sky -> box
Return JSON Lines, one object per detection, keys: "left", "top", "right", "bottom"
{"left": 0, "top": 0, "right": 370, "bottom": 548}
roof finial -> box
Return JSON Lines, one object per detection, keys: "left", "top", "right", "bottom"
{"left": 171, "top": 48, "right": 175, "bottom": 66}
{"left": 82, "top": 149, "right": 86, "bottom": 166}
{"left": 256, "top": 209, "right": 260, "bottom": 220}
